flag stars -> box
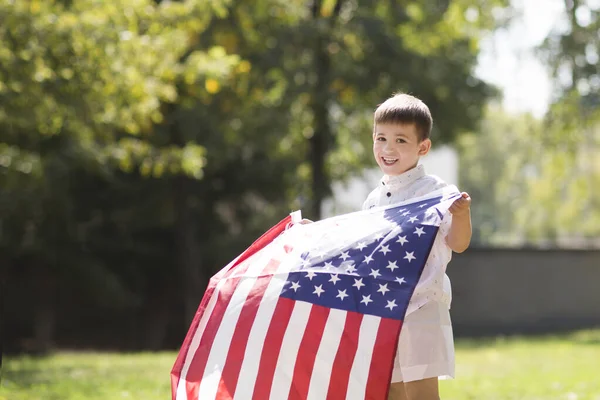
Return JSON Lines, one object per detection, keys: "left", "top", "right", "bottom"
{"left": 377, "top": 283, "right": 390, "bottom": 295}
{"left": 363, "top": 254, "right": 374, "bottom": 265}
{"left": 408, "top": 216, "right": 419, "bottom": 223}
{"left": 386, "top": 261, "right": 399, "bottom": 272}
{"left": 329, "top": 274, "right": 341, "bottom": 285}
{"left": 378, "top": 245, "right": 391, "bottom": 255}
{"left": 385, "top": 299, "right": 398, "bottom": 311}
{"left": 395, "top": 276, "right": 407, "bottom": 285}
{"left": 339, "top": 251, "right": 350, "bottom": 261}
{"left": 404, "top": 251, "right": 416, "bottom": 263}
{"left": 369, "top": 268, "right": 381, "bottom": 279}
{"left": 323, "top": 261, "right": 335, "bottom": 270}
{"left": 360, "top": 295, "right": 373, "bottom": 306}
{"left": 414, "top": 226, "right": 426, "bottom": 237}
{"left": 353, "top": 278, "right": 365, "bottom": 290}
{"left": 306, "top": 270, "right": 317, "bottom": 280}
{"left": 336, "top": 289, "right": 349, "bottom": 301}
{"left": 346, "top": 264, "right": 357, "bottom": 274}
{"left": 313, "top": 284, "right": 325, "bottom": 297}
{"left": 396, "top": 235, "right": 408, "bottom": 246}
{"left": 290, "top": 281, "right": 301, "bottom": 292}
{"left": 374, "top": 233, "right": 384, "bottom": 241}
{"left": 356, "top": 242, "right": 367, "bottom": 251}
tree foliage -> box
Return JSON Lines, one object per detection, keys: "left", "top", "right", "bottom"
{"left": 1, "top": 0, "right": 510, "bottom": 351}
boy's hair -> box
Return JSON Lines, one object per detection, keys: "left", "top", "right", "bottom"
{"left": 373, "top": 93, "right": 433, "bottom": 141}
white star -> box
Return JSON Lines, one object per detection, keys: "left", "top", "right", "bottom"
{"left": 404, "top": 251, "right": 416, "bottom": 262}
{"left": 353, "top": 278, "right": 365, "bottom": 290}
{"left": 336, "top": 289, "right": 349, "bottom": 301}
{"left": 301, "top": 258, "right": 311, "bottom": 268}
{"left": 306, "top": 270, "right": 317, "bottom": 280}
{"left": 398, "top": 208, "right": 406, "bottom": 213}
{"left": 385, "top": 299, "right": 398, "bottom": 311}
{"left": 339, "top": 251, "right": 350, "bottom": 261}
{"left": 386, "top": 261, "right": 399, "bottom": 272}
{"left": 345, "top": 264, "right": 357, "bottom": 274}
{"left": 369, "top": 268, "right": 381, "bottom": 278}
{"left": 418, "top": 203, "right": 428, "bottom": 208}
{"left": 414, "top": 226, "right": 426, "bottom": 237}
{"left": 396, "top": 235, "right": 408, "bottom": 246}
{"left": 363, "top": 254, "right": 374, "bottom": 265}
{"left": 408, "top": 216, "right": 419, "bottom": 223}
{"left": 313, "top": 284, "right": 325, "bottom": 297}
{"left": 289, "top": 281, "right": 301, "bottom": 291}
{"left": 329, "top": 274, "right": 341, "bottom": 285}
{"left": 323, "top": 261, "right": 335, "bottom": 270}
{"left": 374, "top": 233, "right": 384, "bottom": 241}
{"left": 395, "top": 276, "right": 407, "bottom": 285}
{"left": 402, "top": 211, "right": 411, "bottom": 216}
{"left": 360, "top": 295, "right": 373, "bottom": 306}
{"left": 314, "top": 250, "right": 326, "bottom": 259}
{"left": 378, "top": 245, "right": 391, "bottom": 255}
{"left": 356, "top": 242, "right": 367, "bottom": 250}
{"left": 377, "top": 283, "right": 390, "bottom": 295}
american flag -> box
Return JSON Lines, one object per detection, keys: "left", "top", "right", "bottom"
{"left": 171, "top": 186, "right": 460, "bottom": 400}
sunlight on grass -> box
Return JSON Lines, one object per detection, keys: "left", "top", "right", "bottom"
{"left": 1, "top": 330, "right": 600, "bottom": 400}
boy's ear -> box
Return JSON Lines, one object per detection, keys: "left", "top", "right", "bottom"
{"left": 418, "top": 139, "right": 432, "bottom": 156}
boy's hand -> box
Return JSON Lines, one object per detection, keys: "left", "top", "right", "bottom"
{"left": 448, "top": 192, "right": 471, "bottom": 217}
{"left": 298, "top": 218, "right": 313, "bottom": 224}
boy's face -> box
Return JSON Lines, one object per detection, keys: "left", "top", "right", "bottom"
{"left": 373, "top": 123, "right": 431, "bottom": 176}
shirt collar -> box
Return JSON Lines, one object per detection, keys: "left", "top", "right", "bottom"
{"left": 380, "top": 164, "right": 426, "bottom": 189}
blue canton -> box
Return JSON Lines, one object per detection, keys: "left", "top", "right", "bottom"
{"left": 280, "top": 196, "right": 447, "bottom": 320}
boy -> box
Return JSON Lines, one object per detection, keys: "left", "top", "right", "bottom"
{"left": 362, "top": 93, "right": 472, "bottom": 400}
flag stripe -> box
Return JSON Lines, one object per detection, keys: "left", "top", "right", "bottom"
{"left": 346, "top": 315, "right": 381, "bottom": 400}
{"left": 215, "top": 259, "right": 281, "bottom": 398}
{"left": 174, "top": 216, "right": 292, "bottom": 400}
{"left": 251, "top": 296, "right": 295, "bottom": 400}
{"left": 195, "top": 248, "right": 279, "bottom": 399}
{"left": 235, "top": 275, "right": 294, "bottom": 399}
{"left": 365, "top": 318, "right": 402, "bottom": 400}
{"left": 288, "top": 304, "right": 331, "bottom": 400}
{"left": 326, "top": 311, "right": 363, "bottom": 400}
{"left": 269, "top": 301, "right": 313, "bottom": 400}
{"left": 306, "top": 308, "right": 347, "bottom": 400}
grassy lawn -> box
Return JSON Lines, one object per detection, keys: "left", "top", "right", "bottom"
{"left": 2, "top": 330, "right": 599, "bottom": 400}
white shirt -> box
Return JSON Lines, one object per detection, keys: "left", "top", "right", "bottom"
{"left": 362, "top": 164, "right": 453, "bottom": 315}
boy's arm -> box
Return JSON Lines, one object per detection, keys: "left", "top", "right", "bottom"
{"left": 445, "top": 192, "right": 472, "bottom": 253}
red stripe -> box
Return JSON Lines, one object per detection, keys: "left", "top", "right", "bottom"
{"left": 325, "top": 311, "right": 364, "bottom": 400}
{"left": 171, "top": 216, "right": 292, "bottom": 399}
{"left": 365, "top": 318, "right": 403, "bottom": 400}
{"left": 252, "top": 297, "right": 296, "bottom": 399}
{"left": 170, "top": 277, "right": 219, "bottom": 399}
{"left": 288, "top": 304, "right": 330, "bottom": 400}
{"left": 215, "top": 259, "right": 281, "bottom": 398}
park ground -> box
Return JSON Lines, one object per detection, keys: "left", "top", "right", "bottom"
{"left": 2, "top": 329, "right": 600, "bottom": 400}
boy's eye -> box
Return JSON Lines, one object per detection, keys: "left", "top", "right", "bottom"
{"left": 376, "top": 137, "right": 386, "bottom": 141}
{"left": 396, "top": 138, "right": 406, "bottom": 143}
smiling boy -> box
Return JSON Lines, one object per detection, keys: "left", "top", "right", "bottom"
{"left": 362, "top": 93, "right": 472, "bottom": 400}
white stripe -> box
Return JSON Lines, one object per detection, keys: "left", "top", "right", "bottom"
{"left": 233, "top": 262, "right": 297, "bottom": 399}
{"left": 346, "top": 315, "right": 381, "bottom": 400}
{"left": 195, "top": 249, "right": 276, "bottom": 399}
{"left": 306, "top": 309, "right": 347, "bottom": 400}
{"left": 174, "top": 253, "right": 245, "bottom": 400}
{"left": 268, "top": 301, "right": 312, "bottom": 400}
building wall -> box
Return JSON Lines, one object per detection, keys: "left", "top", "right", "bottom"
{"left": 447, "top": 248, "right": 600, "bottom": 336}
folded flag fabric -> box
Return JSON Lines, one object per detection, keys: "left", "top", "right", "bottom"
{"left": 171, "top": 186, "right": 460, "bottom": 400}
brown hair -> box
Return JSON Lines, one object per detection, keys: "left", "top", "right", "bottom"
{"left": 374, "top": 93, "right": 433, "bottom": 141}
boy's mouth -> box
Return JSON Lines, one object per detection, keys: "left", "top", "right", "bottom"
{"left": 381, "top": 157, "right": 398, "bottom": 166}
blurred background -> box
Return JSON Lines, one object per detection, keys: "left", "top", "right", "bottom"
{"left": 1, "top": 0, "right": 599, "bottom": 398}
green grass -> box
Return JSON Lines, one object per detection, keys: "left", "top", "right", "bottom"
{"left": 2, "top": 330, "right": 600, "bottom": 400}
